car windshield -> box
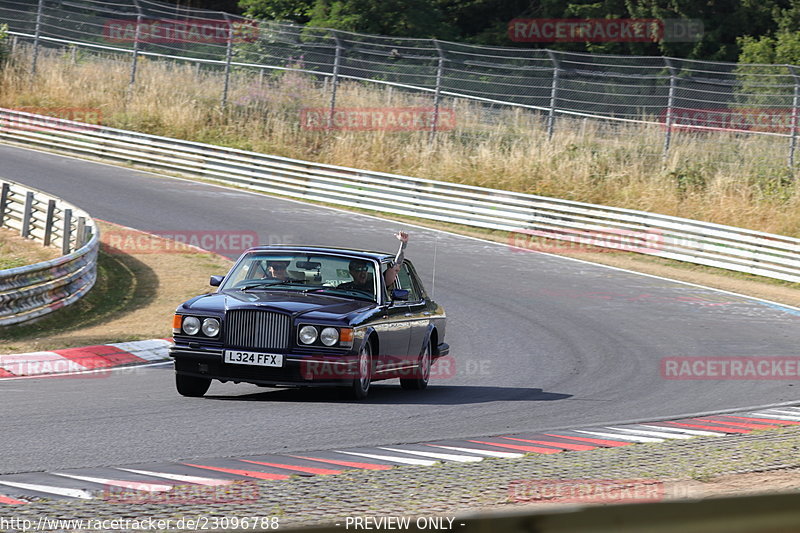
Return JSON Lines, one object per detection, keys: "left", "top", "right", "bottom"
{"left": 220, "top": 252, "right": 379, "bottom": 301}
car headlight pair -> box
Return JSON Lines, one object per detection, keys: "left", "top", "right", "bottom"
{"left": 174, "top": 315, "right": 220, "bottom": 337}
{"left": 299, "top": 325, "right": 353, "bottom": 347}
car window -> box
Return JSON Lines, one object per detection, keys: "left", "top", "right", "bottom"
{"left": 396, "top": 264, "right": 422, "bottom": 302}
{"left": 221, "top": 253, "right": 378, "bottom": 300}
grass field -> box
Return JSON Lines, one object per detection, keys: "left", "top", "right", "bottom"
{"left": 0, "top": 227, "right": 60, "bottom": 270}
{"left": 1, "top": 45, "right": 799, "bottom": 237}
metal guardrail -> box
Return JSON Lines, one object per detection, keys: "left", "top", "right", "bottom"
{"left": 3, "top": 0, "right": 800, "bottom": 168}
{"left": 0, "top": 177, "right": 98, "bottom": 326}
{"left": 1, "top": 106, "right": 799, "bottom": 284}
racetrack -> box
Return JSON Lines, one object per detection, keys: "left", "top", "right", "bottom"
{"left": 1, "top": 143, "right": 799, "bottom": 475}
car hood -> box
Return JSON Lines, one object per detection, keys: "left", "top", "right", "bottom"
{"left": 180, "top": 291, "right": 376, "bottom": 320}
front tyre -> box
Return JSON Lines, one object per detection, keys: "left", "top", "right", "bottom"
{"left": 176, "top": 373, "right": 211, "bottom": 397}
{"left": 350, "top": 341, "right": 373, "bottom": 400}
{"left": 401, "top": 339, "right": 431, "bottom": 390}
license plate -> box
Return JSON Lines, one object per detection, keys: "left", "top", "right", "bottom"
{"left": 224, "top": 350, "right": 283, "bottom": 367}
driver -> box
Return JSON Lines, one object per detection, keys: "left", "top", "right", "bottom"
{"left": 265, "top": 260, "right": 290, "bottom": 281}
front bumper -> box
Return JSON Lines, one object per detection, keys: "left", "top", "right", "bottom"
{"left": 170, "top": 346, "right": 360, "bottom": 387}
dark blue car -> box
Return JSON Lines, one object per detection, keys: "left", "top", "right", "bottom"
{"left": 170, "top": 246, "right": 449, "bottom": 399}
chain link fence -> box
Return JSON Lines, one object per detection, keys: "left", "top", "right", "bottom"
{"left": 1, "top": 0, "right": 800, "bottom": 171}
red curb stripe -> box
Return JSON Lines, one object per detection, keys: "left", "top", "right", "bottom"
{"left": 182, "top": 463, "right": 289, "bottom": 480}
{"left": 239, "top": 459, "right": 341, "bottom": 475}
{"left": 0, "top": 495, "right": 27, "bottom": 505}
{"left": 501, "top": 436, "right": 596, "bottom": 451}
{"left": 290, "top": 456, "right": 392, "bottom": 471}
{"left": 722, "top": 416, "right": 800, "bottom": 426}
{"left": 696, "top": 417, "right": 782, "bottom": 430}
{"left": 543, "top": 434, "right": 632, "bottom": 447}
{"left": 661, "top": 421, "right": 750, "bottom": 434}
{"left": 55, "top": 345, "right": 146, "bottom": 369}
{"left": 468, "top": 440, "right": 561, "bottom": 454}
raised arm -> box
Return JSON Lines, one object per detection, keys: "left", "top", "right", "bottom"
{"left": 384, "top": 231, "right": 409, "bottom": 288}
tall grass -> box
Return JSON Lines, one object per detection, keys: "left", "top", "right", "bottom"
{"left": 2, "top": 45, "right": 800, "bottom": 236}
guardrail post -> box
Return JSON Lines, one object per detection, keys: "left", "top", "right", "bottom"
{"left": 128, "top": 0, "right": 143, "bottom": 96}
{"left": 0, "top": 183, "right": 9, "bottom": 227}
{"left": 663, "top": 58, "right": 677, "bottom": 162}
{"left": 76, "top": 216, "right": 87, "bottom": 248}
{"left": 328, "top": 31, "right": 342, "bottom": 130}
{"left": 789, "top": 65, "right": 799, "bottom": 169}
{"left": 546, "top": 50, "right": 560, "bottom": 140}
{"left": 43, "top": 199, "right": 56, "bottom": 246}
{"left": 221, "top": 13, "right": 234, "bottom": 109}
{"left": 21, "top": 191, "right": 34, "bottom": 239}
{"left": 61, "top": 208, "right": 72, "bottom": 255}
{"left": 30, "top": 0, "right": 44, "bottom": 77}
{"left": 430, "top": 40, "right": 445, "bottom": 142}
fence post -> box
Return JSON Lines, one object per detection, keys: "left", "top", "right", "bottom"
{"left": 221, "top": 13, "right": 234, "bottom": 109}
{"left": 789, "top": 65, "right": 799, "bottom": 169}
{"left": 61, "top": 208, "right": 72, "bottom": 255}
{"left": 663, "top": 58, "right": 677, "bottom": 162}
{"left": 328, "top": 31, "right": 342, "bottom": 130}
{"left": 76, "top": 216, "right": 87, "bottom": 249}
{"left": 430, "top": 40, "right": 445, "bottom": 141}
{"left": 546, "top": 50, "right": 560, "bottom": 139}
{"left": 21, "top": 191, "right": 34, "bottom": 239}
{"left": 43, "top": 199, "right": 55, "bottom": 246}
{"left": 129, "top": 0, "right": 143, "bottom": 94}
{"left": 30, "top": 0, "right": 44, "bottom": 77}
{"left": 0, "top": 183, "right": 9, "bottom": 227}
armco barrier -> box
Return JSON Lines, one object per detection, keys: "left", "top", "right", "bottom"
{"left": 0, "top": 178, "right": 98, "bottom": 326}
{"left": 1, "top": 107, "right": 800, "bottom": 283}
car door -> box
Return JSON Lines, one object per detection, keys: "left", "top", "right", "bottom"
{"left": 393, "top": 262, "right": 430, "bottom": 363}
{"left": 369, "top": 262, "right": 413, "bottom": 376}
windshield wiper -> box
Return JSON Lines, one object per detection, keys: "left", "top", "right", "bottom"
{"left": 303, "top": 287, "right": 376, "bottom": 302}
{"left": 239, "top": 280, "right": 303, "bottom": 291}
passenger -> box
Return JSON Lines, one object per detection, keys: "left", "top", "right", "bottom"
{"left": 384, "top": 231, "right": 409, "bottom": 288}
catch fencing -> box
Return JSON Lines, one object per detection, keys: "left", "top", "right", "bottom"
{"left": 2, "top": 0, "right": 800, "bottom": 167}
{"left": 0, "top": 178, "right": 98, "bottom": 326}
{"left": 2, "top": 107, "right": 799, "bottom": 285}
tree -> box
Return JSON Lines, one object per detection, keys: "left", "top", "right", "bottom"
{"left": 239, "top": 0, "right": 316, "bottom": 23}
{"left": 307, "top": 0, "right": 455, "bottom": 38}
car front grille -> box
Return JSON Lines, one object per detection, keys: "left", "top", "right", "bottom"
{"left": 224, "top": 310, "right": 291, "bottom": 350}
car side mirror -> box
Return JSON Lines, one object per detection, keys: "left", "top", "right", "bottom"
{"left": 210, "top": 275, "right": 224, "bottom": 287}
{"left": 391, "top": 288, "right": 409, "bottom": 301}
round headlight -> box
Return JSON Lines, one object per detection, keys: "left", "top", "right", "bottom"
{"left": 202, "top": 317, "right": 220, "bottom": 337}
{"left": 299, "top": 325, "right": 318, "bottom": 344}
{"left": 182, "top": 316, "right": 201, "bottom": 335}
{"left": 320, "top": 327, "right": 339, "bottom": 346}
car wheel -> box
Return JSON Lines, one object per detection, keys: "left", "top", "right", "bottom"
{"left": 176, "top": 373, "right": 211, "bottom": 397}
{"left": 350, "top": 340, "right": 372, "bottom": 400}
{"left": 401, "top": 339, "right": 431, "bottom": 390}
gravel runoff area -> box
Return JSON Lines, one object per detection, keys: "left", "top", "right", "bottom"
{"left": 2, "top": 425, "right": 799, "bottom": 531}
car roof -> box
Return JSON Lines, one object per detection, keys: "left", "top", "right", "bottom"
{"left": 242, "top": 245, "right": 395, "bottom": 262}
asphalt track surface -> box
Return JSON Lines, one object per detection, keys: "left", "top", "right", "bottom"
{"left": 1, "top": 144, "right": 799, "bottom": 475}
